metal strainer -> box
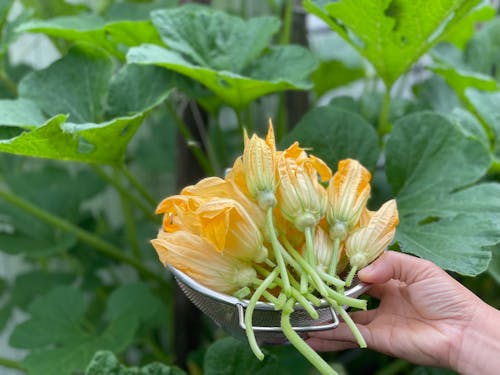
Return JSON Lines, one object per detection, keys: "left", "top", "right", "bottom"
{"left": 168, "top": 265, "right": 369, "bottom": 345}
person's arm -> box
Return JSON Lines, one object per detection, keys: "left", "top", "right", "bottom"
{"left": 454, "top": 302, "right": 500, "bottom": 375}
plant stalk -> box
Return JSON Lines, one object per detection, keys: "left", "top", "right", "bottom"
{"left": 0, "top": 189, "right": 168, "bottom": 288}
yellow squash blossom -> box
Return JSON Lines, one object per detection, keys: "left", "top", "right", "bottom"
{"left": 242, "top": 122, "right": 277, "bottom": 209}
{"left": 277, "top": 154, "right": 326, "bottom": 231}
{"left": 326, "top": 159, "right": 371, "bottom": 240}
{"left": 345, "top": 199, "right": 399, "bottom": 269}
{"left": 155, "top": 195, "right": 203, "bottom": 234}
{"left": 197, "top": 198, "right": 268, "bottom": 263}
{"left": 182, "top": 176, "right": 266, "bottom": 233}
{"left": 151, "top": 230, "right": 257, "bottom": 294}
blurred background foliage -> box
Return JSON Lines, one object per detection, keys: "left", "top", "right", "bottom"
{"left": 0, "top": 0, "right": 498, "bottom": 374}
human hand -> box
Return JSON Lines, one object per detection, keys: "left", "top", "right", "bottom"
{"left": 307, "top": 251, "right": 500, "bottom": 374}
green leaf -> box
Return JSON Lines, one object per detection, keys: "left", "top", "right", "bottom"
{"left": 22, "top": 315, "right": 137, "bottom": 375}
{"left": 438, "top": 1, "right": 495, "bottom": 49}
{"left": 413, "top": 76, "right": 461, "bottom": 114}
{"left": 386, "top": 111, "right": 500, "bottom": 275}
{"left": 465, "top": 89, "right": 500, "bottom": 144}
{"left": 465, "top": 18, "right": 500, "bottom": 80}
{"left": 446, "top": 107, "right": 489, "bottom": 149}
{"left": 0, "top": 232, "right": 76, "bottom": 257}
{"left": 304, "top": 0, "right": 482, "bottom": 87}
{"left": 151, "top": 5, "right": 280, "bottom": 74}
{"left": 127, "top": 5, "right": 317, "bottom": 109}
{"left": 18, "top": 45, "right": 113, "bottom": 123}
{"left": 128, "top": 44, "right": 316, "bottom": 109}
{"left": 311, "top": 60, "right": 364, "bottom": 97}
{"left": 10, "top": 286, "right": 88, "bottom": 348}
{"left": 431, "top": 43, "right": 498, "bottom": 101}
{"left": 0, "top": 113, "right": 147, "bottom": 164}
{"left": 10, "top": 286, "right": 138, "bottom": 375}
{"left": 20, "top": 0, "right": 88, "bottom": 18}
{"left": 105, "top": 282, "right": 166, "bottom": 328}
{"left": 105, "top": 20, "right": 163, "bottom": 48}
{"left": 280, "top": 106, "right": 379, "bottom": 171}
{"left": 107, "top": 64, "right": 176, "bottom": 118}
{"left": 85, "top": 351, "right": 185, "bottom": 375}
{"left": 203, "top": 337, "right": 278, "bottom": 375}
{"left": 0, "top": 98, "right": 46, "bottom": 127}
{"left": 105, "top": 0, "right": 177, "bottom": 21}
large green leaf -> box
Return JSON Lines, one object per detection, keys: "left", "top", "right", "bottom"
{"left": 18, "top": 45, "right": 112, "bottom": 123}
{"left": 20, "top": 0, "right": 87, "bottom": 18}
{"left": 151, "top": 5, "right": 280, "bottom": 74}
{"left": 304, "top": 0, "right": 482, "bottom": 87}
{"left": 386, "top": 111, "right": 500, "bottom": 275}
{"left": 127, "top": 5, "right": 317, "bottom": 109}
{"left": 10, "top": 286, "right": 138, "bottom": 375}
{"left": 280, "top": 106, "right": 379, "bottom": 171}
{"left": 128, "top": 44, "right": 316, "bottom": 109}
{"left": 105, "top": 282, "right": 167, "bottom": 328}
{"left": 0, "top": 98, "right": 45, "bottom": 127}
{"left": 465, "top": 89, "right": 500, "bottom": 145}
{"left": 465, "top": 18, "right": 500, "bottom": 81}
{"left": 0, "top": 113, "right": 147, "bottom": 164}
{"left": 105, "top": 0, "right": 177, "bottom": 21}
{"left": 107, "top": 64, "right": 176, "bottom": 118}
{"left": 85, "top": 351, "right": 185, "bottom": 375}
{"left": 204, "top": 337, "right": 278, "bottom": 375}
{"left": 488, "top": 244, "right": 500, "bottom": 284}
{"left": 17, "top": 16, "right": 164, "bottom": 55}
{"left": 438, "top": 1, "right": 495, "bottom": 49}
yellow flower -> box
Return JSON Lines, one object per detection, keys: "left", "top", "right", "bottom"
{"left": 182, "top": 176, "right": 266, "bottom": 233}
{"left": 155, "top": 195, "right": 202, "bottom": 234}
{"left": 326, "top": 159, "right": 371, "bottom": 239}
{"left": 242, "top": 121, "right": 277, "bottom": 209}
{"left": 277, "top": 154, "right": 327, "bottom": 231}
{"left": 197, "top": 198, "right": 268, "bottom": 263}
{"left": 345, "top": 199, "right": 399, "bottom": 269}
{"left": 151, "top": 230, "right": 257, "bottom": 294}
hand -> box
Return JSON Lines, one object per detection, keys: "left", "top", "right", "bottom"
{"left": 307, "top": 251, "right": 500, "bottom": 374}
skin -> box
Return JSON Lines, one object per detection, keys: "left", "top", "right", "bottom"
{"left": 307, "top": 251, "right": 500, "bottom": 374}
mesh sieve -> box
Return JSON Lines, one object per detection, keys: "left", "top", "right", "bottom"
{"left": 168, "top": 265, "right": 370, "bottom": 345}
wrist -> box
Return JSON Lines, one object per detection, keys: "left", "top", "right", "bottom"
{"left": 452, "top": 303, "right": 500, "bottom": 375}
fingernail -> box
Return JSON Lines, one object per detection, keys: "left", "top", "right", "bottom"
{"left": 359, "top": 263, "right": 375, "bottom": 276}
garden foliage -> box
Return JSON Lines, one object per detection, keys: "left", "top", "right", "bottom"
{"left": 0, "top": 0, "right": 499, "bottom": 374}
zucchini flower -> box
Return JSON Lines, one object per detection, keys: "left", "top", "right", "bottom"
{"left": 277, "top": 155, "right": 326, "bottom": 232}
{"left": 326, "top": 159, "right": 371, "bottom": 240}
{"left": 182, "top": 176, "right": 266, "bottom": 233}
{"left": 197, "top": 198, "right": 268, "bottom": 263}
{"left": 345, "top": 199, "right": 399, "bottom": 269}
{"left": 151, "top": 230, "right": 257, "bottom": 295}
{"left": 155, "top": 195, "right": 202, "bottom": 234}
{"left": 242, "top": 122, "right": 277, "bottom": 209}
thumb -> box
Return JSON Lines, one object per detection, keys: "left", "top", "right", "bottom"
{"left": 358, "top": 251, "right": 439, "bottom": 285}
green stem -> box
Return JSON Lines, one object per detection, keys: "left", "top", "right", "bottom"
{"left": 328, "top": 237, "right": 340, "bottom": 275}
{"left": 0, "top": 356, "right": 25, "bottom": 371}
{"left": 345, "top": 266, "right": 358, "bottom": 288}
{"left": 280, "top": 0, "right": 293, "bottom": 45}
{"left": 317, "top": 269, "right": 345, "bottom": 288}
{"left": 245, "top": 268, "right": 280, "bottom": 360}
{"left": 304, "top": 226, "right": 315, "bottom": 267}
{"left": 117, "top": 170, "right": 142, "bottom": 261}
{"left": 119, "top": 165, "right": 157, "bottom": 208}
{"left": 283, "top": 240, "right": 365, "bottom": 309}
{"left": 236, "top": 109, "right": 246, "bottom": 135}
{"left": 92, "top": 166, "right": 159, "bottom": 224}
{"left": 0, "top": 189, "right": 169, "bottom": 288}
{"left": 167, "top": 103, "right": 214, "bottom": 175}
{"left": 377, "top": 88, "right": 392, "bottom": 137}
{"left": 327, "top": 298, "right": 367, "bottom": 348}
{"left": 266, "top": 208, "right": 291, "bottom": 294}
{"left": 281, "top": 299, "right": 338, "bottom": 375}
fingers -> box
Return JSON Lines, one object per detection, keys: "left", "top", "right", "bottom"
{"left": 307, "top": 337, "right": 357, "bottom": 352}
{"left": 358, "top": 251, "right": 440, "bottom": 285}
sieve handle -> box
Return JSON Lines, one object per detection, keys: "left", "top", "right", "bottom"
{"left": 236, "top": 304, "right": 340, "bottom": 332}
